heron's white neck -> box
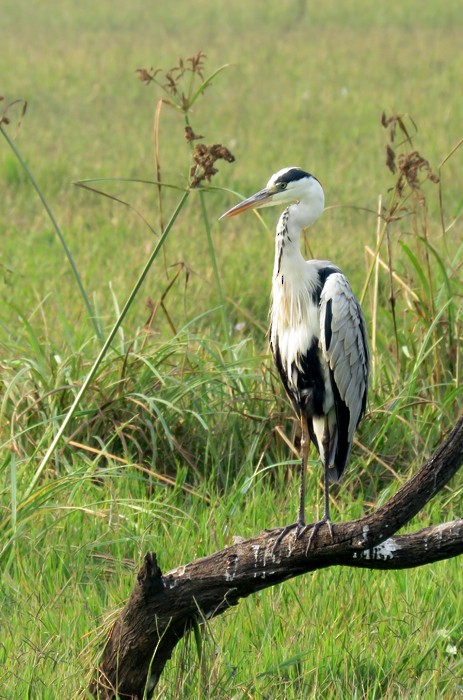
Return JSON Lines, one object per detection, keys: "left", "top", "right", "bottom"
{"left": 270, "top": 207, "right": 320, "bottom": 353}
{"left": 270, "top": 177, "right": 325, "bottom": 349}
{"left": 287, "top": 196, "right": 324, "bottom": 231}
{"left": 273, "top": 199, "right": 322, "bottom": 278}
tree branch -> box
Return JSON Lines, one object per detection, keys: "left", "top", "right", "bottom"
{"left": 89, "top": 414, "right": 463, "bottom": 699}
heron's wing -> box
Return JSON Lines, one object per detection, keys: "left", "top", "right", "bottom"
{"left": 319, "top": 272, "right": 369, "bottom": 462}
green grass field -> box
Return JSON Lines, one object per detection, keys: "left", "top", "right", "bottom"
{"left": 1, "top": 1, "right": 463, "bottom": 697}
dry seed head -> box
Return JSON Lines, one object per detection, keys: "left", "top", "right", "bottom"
{"left": 185, "top": 126, "right": 204, "bottom": 142}
{"left": 386, "top": 144, "right": 396, "bottom": 174}
{"left": 189, "top": 143, "right": 235, "bottom": 187}
{"left": 188, "top": 51, "right": 206, "bottom": 79}
{"left": 396, "top": 150, "right": 439, "bottom": 198}
{"left": 136, "top": 68, "right": 162, "bottom": 85}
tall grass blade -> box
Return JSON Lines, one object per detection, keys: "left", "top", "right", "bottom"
{"left": 0, "top": 124, "right": 103, "bottom": 344}
{"left": 398, "top": 241, "right": 431, "bottom": 296}
{"left": 24, "top": 190, "right": 190, "bottom": 498}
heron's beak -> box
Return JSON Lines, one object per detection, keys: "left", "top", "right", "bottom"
{"left": 219, "top": 188, "right": 275, "bottom": 219}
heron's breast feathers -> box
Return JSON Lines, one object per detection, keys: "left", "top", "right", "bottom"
{"left": 270, "top": 273, "right": 321, "bottom": 380}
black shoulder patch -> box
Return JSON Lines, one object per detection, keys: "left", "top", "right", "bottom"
{"left": 318, "top": 266, "right": 338, "bottom": 288}
{"left": 311, "top": 266, "right": 338, "bottom": 304}
{"left": 324, "top": 298, "right": 333, "bottom": 350}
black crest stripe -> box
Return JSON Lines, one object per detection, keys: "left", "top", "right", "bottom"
{"left": 274, "top": 168, "right": 311, "bottom": 185}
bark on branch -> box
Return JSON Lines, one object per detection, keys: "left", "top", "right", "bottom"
{"left": 89, "top": 414, "right": 463, "bottom": 699}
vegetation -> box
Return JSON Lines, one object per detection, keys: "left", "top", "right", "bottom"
{"left": 1, "top": 1, "right": 462, "bottom": 697}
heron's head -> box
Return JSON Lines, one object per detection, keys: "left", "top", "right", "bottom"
{"left": 220, "top": 167, "right": 324, "bottom": 222}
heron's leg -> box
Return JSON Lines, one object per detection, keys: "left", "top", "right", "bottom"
{"left": 271, "top": 414, "right": 310, "bottom": 554}
{"left": 296, "top": 414, "right": 310, "bottom": 533}
{"left": 306, "top": 416, "right": 334, "bottom": 552}
{"left": 322, "top": 456, "right": 333, "bottom": 531}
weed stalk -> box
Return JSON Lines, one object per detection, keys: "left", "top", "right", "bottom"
{"left": 138, "top": 53, "right": 233, "bottom": 344}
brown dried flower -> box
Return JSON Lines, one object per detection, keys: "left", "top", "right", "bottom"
{"left": 185, "top": 126, "right": 204, "bottom": 142}
{"left": 189, "top": 143, "right": 235, "bottom": 187}
{"left": 381, "top": 112, "right": 439, "bottom": 198}
{"left": 396, "top": 150, "right": 439, "bottom": 198}
{"left": 386, "top": 144, "right": 396, "bottom": 174}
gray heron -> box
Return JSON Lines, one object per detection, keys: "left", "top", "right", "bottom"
{"left": 220, "top": 167, "right": 369, "bottom": 547}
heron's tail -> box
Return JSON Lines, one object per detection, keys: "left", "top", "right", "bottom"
{"left": 327, "top": 432, "right": 353, "bottom": 483}
{"left": 327, "top": 459, "right": 347, "bottom": 484}
{"left": 310, "top": 413, "right": 353, "bottom": 483}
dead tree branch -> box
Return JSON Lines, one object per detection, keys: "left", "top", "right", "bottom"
{"left": 89, "top": 414, "right": 463, "bottom": 699}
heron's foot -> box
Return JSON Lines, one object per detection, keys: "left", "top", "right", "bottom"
{"left": 305, "top": 516, "right": 334, "bottom": 554}
{"left": 271, "top": 519, "right": 306, "bottom": 555}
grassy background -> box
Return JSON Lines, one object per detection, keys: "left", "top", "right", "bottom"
{"left": 1, "top": 0, "right": 463, "bottom": 697}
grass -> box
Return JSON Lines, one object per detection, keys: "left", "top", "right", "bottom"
{"left": 1, "top": 0, "right": 463, "bottom": 697}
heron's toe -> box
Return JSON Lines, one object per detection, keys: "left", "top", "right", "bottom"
{"left": 305, "top": 517, "right": 334, "bottom": 554}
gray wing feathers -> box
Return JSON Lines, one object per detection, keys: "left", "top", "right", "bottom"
{"left": 319, "top": 273, "right": 369, "bottom": 440}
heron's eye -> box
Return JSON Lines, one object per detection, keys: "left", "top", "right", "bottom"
{"left": 280, "top": 183, "right": 287, "bottom": 190}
